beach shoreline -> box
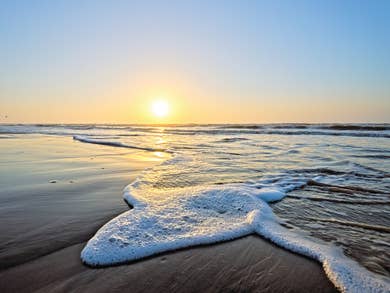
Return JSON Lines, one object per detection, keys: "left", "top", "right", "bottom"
{"left": 0, "top": 135, "right": 338, "bottom": 292}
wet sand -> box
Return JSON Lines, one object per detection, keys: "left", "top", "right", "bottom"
{"left": 0, "top": 236, "right": 337, "bottom": 293}
{"left": 0, "top": 135, "right": 337, "bottom": 292}
{"left": 0, "top": 135, "right": 166, "bottom": 269}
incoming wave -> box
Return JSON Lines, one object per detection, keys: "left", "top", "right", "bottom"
{"left": 1, "top": 124, "right": 390, "bottom": 138}
{"left": 216, "top": 123, "right": 390, "bottom": 131}
{"left": 162, "top": 128, "right": 390, "bottom": 138}
{"left": 73, "top": 135, "right": 167, "bottom": 152}
{"left": 81, "top": 155, "right": 390, "bottom": 292}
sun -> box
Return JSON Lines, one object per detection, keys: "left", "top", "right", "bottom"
{"left": 151, "top": 100, "right": 169, "bottom": 118}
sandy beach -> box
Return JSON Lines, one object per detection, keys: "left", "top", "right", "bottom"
{"left": 0, "top": 236, "right": 337, "bottom": 293}
{"left": 0, "top": 135, "right": 337, "bottom": 292}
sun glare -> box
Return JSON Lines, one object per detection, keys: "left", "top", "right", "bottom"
{"left": 151, "top": 100, "right": 169, "bottom": 118}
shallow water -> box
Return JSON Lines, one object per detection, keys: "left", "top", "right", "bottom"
{"left": 1, "top": 124, "right": 389, "bottom": 291}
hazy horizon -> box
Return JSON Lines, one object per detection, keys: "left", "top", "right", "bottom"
{"left": 1, "top": 0, "right": 389, "bottom": 124}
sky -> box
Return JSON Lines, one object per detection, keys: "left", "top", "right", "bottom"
{"left": 0, "top": 0, "right": 389, "bottom": 124}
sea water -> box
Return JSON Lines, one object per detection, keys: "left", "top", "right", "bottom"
{"left": 1, "top": 124, "right": 389, "bottom": 292}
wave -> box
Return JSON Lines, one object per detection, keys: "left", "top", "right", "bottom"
{"left": 1, "top": 124, "right": 389, "bottom": 138}
{"left": 306, "top": 180, "right": 390, "bottom": 195}
{"left": 216, "top": 124, "right": 390, "bottom": 131}
{"left": 261, "top": 130, "right": 390, "bottom": 138}
{"left": 81, "top": 155, "right": 389, "bottom": 292}
{"left": 163, "top": 128, "right": 390, "bottom": 138}
{"left": 215, "top": 137, "right": 250, "bottom": 143}
{"left": 322, "top": 125, "right": 390, "bottom": 131}
{"left": 308, "top": 218, "right": 390, "bottom": 233}
{"left": 0, "top": 134, "right": 15, "bottom": 139}
{"left": 73, "top": 135, "right": 167, "bottom": 152}
{"left": 351, "top": 155, "right": 390, "bottom": 160}
{"left": 18, "top": 123, "right": 390, "bottom": 131}
{"left": 290, "top": 165, "right": 389, "bottom": 180}
{"left": 216, "top": 124, "right": 266, "bottom": 129}
{"left": 289, "top": 194, "right": 390, "bottom": 205}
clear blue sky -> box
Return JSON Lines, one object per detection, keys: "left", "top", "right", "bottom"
{"left": 1, "top": 0, "right": 389, "bottom": 123}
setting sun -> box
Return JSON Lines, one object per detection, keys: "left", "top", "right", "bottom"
{"left": 151, "top": 100, "right": 170, "bottom": 118}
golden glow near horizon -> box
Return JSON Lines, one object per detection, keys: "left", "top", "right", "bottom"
{"left": 1, "top": 2, "right": 389, "bottom": 124}
{"left": 151, "top": 99, "right": 170, "bottom": 118}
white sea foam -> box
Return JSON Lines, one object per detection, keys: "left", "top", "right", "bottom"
{"left": 81, "top": 160, "right": 390, "bottom": 292}
{"left": 255, "top": 188, "right": 286, "bottom": 202}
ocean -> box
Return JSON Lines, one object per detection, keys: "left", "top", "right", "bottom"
{"left": 1, "top": 123, "right": 389, "bottom": 292}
